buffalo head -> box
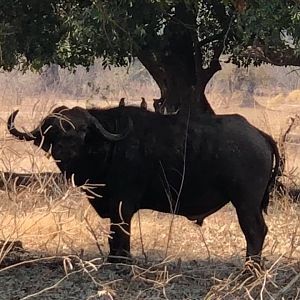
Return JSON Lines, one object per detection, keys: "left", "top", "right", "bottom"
{"left": 8, "top": 106, "right": 132, "bottom": 168}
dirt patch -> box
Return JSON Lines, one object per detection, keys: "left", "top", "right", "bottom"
{"left": 1, "top": 254, "right": 299, "bottom": 300}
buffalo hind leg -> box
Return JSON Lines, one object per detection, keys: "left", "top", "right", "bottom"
{"left": 235, "top": 206, "right": 268, "bottom": 265}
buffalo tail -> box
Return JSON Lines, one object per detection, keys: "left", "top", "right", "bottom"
{"left": 259, "top": 130, "right": 281, "bottom": 214}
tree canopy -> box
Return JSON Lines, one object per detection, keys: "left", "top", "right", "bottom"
{"left": 1, "top": 0, "right": 300, "bottom": 112}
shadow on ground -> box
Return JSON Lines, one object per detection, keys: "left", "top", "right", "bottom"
{"left": 0, "top": 248, "right": 299, "bottom": 300}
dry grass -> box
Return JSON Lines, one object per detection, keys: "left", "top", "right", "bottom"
{"left": 264, "top": 89, "right": 300, "bottom": 111}
{"left": 0, "top": 66, "right": 300, "bottom": 299}
{"left": 0, "top": 179, "right": 299, "bottom": 299}
{"left": 0, "top": 174, "right": 299, "bottom": 299}
{"left": 0, "top": 100, "right": 299, "bottom": 299}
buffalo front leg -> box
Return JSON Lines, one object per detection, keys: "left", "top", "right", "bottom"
{"left": 108, "top": 201, "right": 135, "bottom": 263}
{"left": 235, "top": 206, "right": 268, "bottom": 265}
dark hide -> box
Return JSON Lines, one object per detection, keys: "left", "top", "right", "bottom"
{"left": 8, "top": 106, "right": 280, "bottom": 263}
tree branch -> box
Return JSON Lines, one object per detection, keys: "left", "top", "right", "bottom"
{"left": 210, "top": 0, "right": 231, "bottom": 27}
{"left": 137, "top": 50, "right": 167, "bottom": 98}
{"left": 238, "top": 45, "right": 300, "bottom": 67}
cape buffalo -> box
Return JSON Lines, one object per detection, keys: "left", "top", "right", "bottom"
{"left": 7, "top": 106, "right": 280, "bottom": 264}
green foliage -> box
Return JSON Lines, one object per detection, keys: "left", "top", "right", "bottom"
{"left": 0, "top": 0, "right": 300, "bottom": 71}
{"left": 231, "top": 0, "right": 300, "bottom": 66}
{"left": 0, "top": 0, "right": 63, "bottom": 71}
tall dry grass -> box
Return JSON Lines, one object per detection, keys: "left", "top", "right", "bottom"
{"left": 0, "top": 111, "right": 299, "bottom": 299}
{"left": 0, "top": 66, "right": 299, "bottom": 299}
{"left": 0, "top": 142, "right": 299, "bottom": 299}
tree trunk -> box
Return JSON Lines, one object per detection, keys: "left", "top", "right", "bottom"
{"left": 40, "top": 63, "right": 60, "bottom": 92}
{"left": 138, "top": 51, "right": 219, "bottom": 114}
{"left": 137, "top": 3, "right": 222, "bottom": 114}
{"left": 230, "top": 68, "right": 263, "bottom": 108}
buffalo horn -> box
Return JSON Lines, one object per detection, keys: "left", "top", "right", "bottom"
{"left": 88, "top": 114, "right": 133, "bottom": 142}
{"left": 7, "top": 110, "right": 38, "bottom": 141}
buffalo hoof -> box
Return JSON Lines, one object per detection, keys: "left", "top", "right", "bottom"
{"left": 107, "top": 254, "right": 132, "bottom": 264}
{"left": 242, "top": 259, "right": 265, "bottom": 277}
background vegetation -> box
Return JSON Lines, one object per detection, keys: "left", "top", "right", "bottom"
{"left": 0, "top": 0, "right": 300, "bottom": 298}
{"left": 0, "top": 62, "right": 299, "bottom": 299}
